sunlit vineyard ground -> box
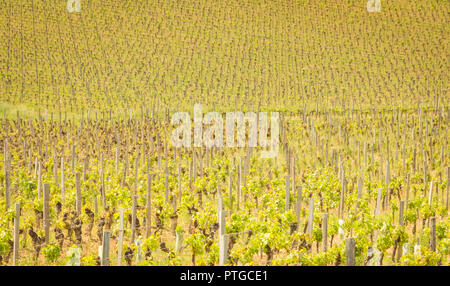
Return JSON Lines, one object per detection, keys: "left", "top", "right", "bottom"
{"left": 0, "top": 0, "right": 448, "bottom": 266}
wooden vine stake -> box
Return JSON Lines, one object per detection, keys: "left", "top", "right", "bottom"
{"left": 4, "top": 152, "right": 10, "bottom": 210}
{"left": 131, "top": 195, "right": 137, "bottom": 243}
{"left": 178, "top": 166, "right": 182, "bottom": 204}
{"left": 396, "top": 201, "right": 405, "bottom": 262}
{"left": 146, "top": 174, "right": 152, "bottom": 238}
{"left": 100, "top": 153, "right": 106, "bottom": 208}
{"left": 307, "top": 197, "right": 314, "bottom": 237}
{"left": 228, "top": 168, "right": 233, "bottom": 212}
{"left": 322, "top": 213, "right": 328, "bottom": 252}
{"left": 446, "top": 166, "right": 449, "bottom": 211}
{"left": 37, "top": 161, "right": 42, "bottom": 199}
{"left": 219, "top": 234, "right": 229, "bottom": 266}
{"left": 405, "top": 173, "right": 410, "bottom": 209}
{"left": 217, "top": 185, "right": 224, "bottom": 235}
{"left": 192, "top": 150, "right": 196, "bottom": 183}
{"left": 385, "top": 160, "right": 391, "bottom": 208}
{"left": 53, "top": 151, "right": 58, "bottom": 185}
{"left": 345, "top": 237, "right": 356, "bottom": 266}
{"left": 115, "top": 134, "right": 120, "bottom": 173}
{"left": 134, "top": 157, "right": 138, "bottom": 195}
{"left": 165, "top": 160, "right": 169, "bottom": 204}
{"left": 218, "top": 189, "right": 228, "bottom": 265}
{"left": 374, "top": 188, "right": 382, "bottom": 218}
{"left": 285, "top": 175, "right": 290, "bottom": 211}
{"left": 175, "top": 230, "right": 184, "bottom": 254}
{"left": 71, "top": 144, "right": 75, "bottom": 174}
{"left": 117, "top": 208, "right": 124, "bottom": 266}
{"left": 61, "top": 156, "right": 65, "bottom": 204}
{"left": 101, "top": 231, "right": 111, "bottom": 266}
{"left": 13, "top": 202, "right": 20, "bottom": 266}
{"left": 43, "top": 183, "right": 50, "bottom": 244}
{"left": 33, "top": 157, "right": 38, "bottom": 179}
{"left": 338, "top": 178, "right": 346, "bottom": 219}
{"left": 188, "top": 158, "right": 193, "bottom": 188}
{"left": 237, "top": 164, "right": 241, "bottom": 210}
{"left": 356, "top": 177, "right": 363, "bottom": 212}
{"left": 295, "top": 186, "right": 302, "bottom": 230}
{"left": 75, "top": 172, "right": 82, "bottom": 216}
{"left": 94, "top": 196, "right": 98, "bottom": 214}
{"left": 428, "top": 181, "right": 433, "bottom": 206}
{"left": 430, "top": 217, "right": 436, "bottom": 252}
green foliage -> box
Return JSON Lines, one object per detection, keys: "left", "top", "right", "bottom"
{"left": 0, "top": 229, "right": 11, "bottom": 257}
{"left": 400, "top": 247, "right": 443, "bottom": 266}
{"left": 42, "top": 244, "right": 61, "bottom": 263}
{"left": 143, "top": 236, "right": 159, "bottom": 252}
{"left": 82, "top": 255, "right": 99, "bottom": 266}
